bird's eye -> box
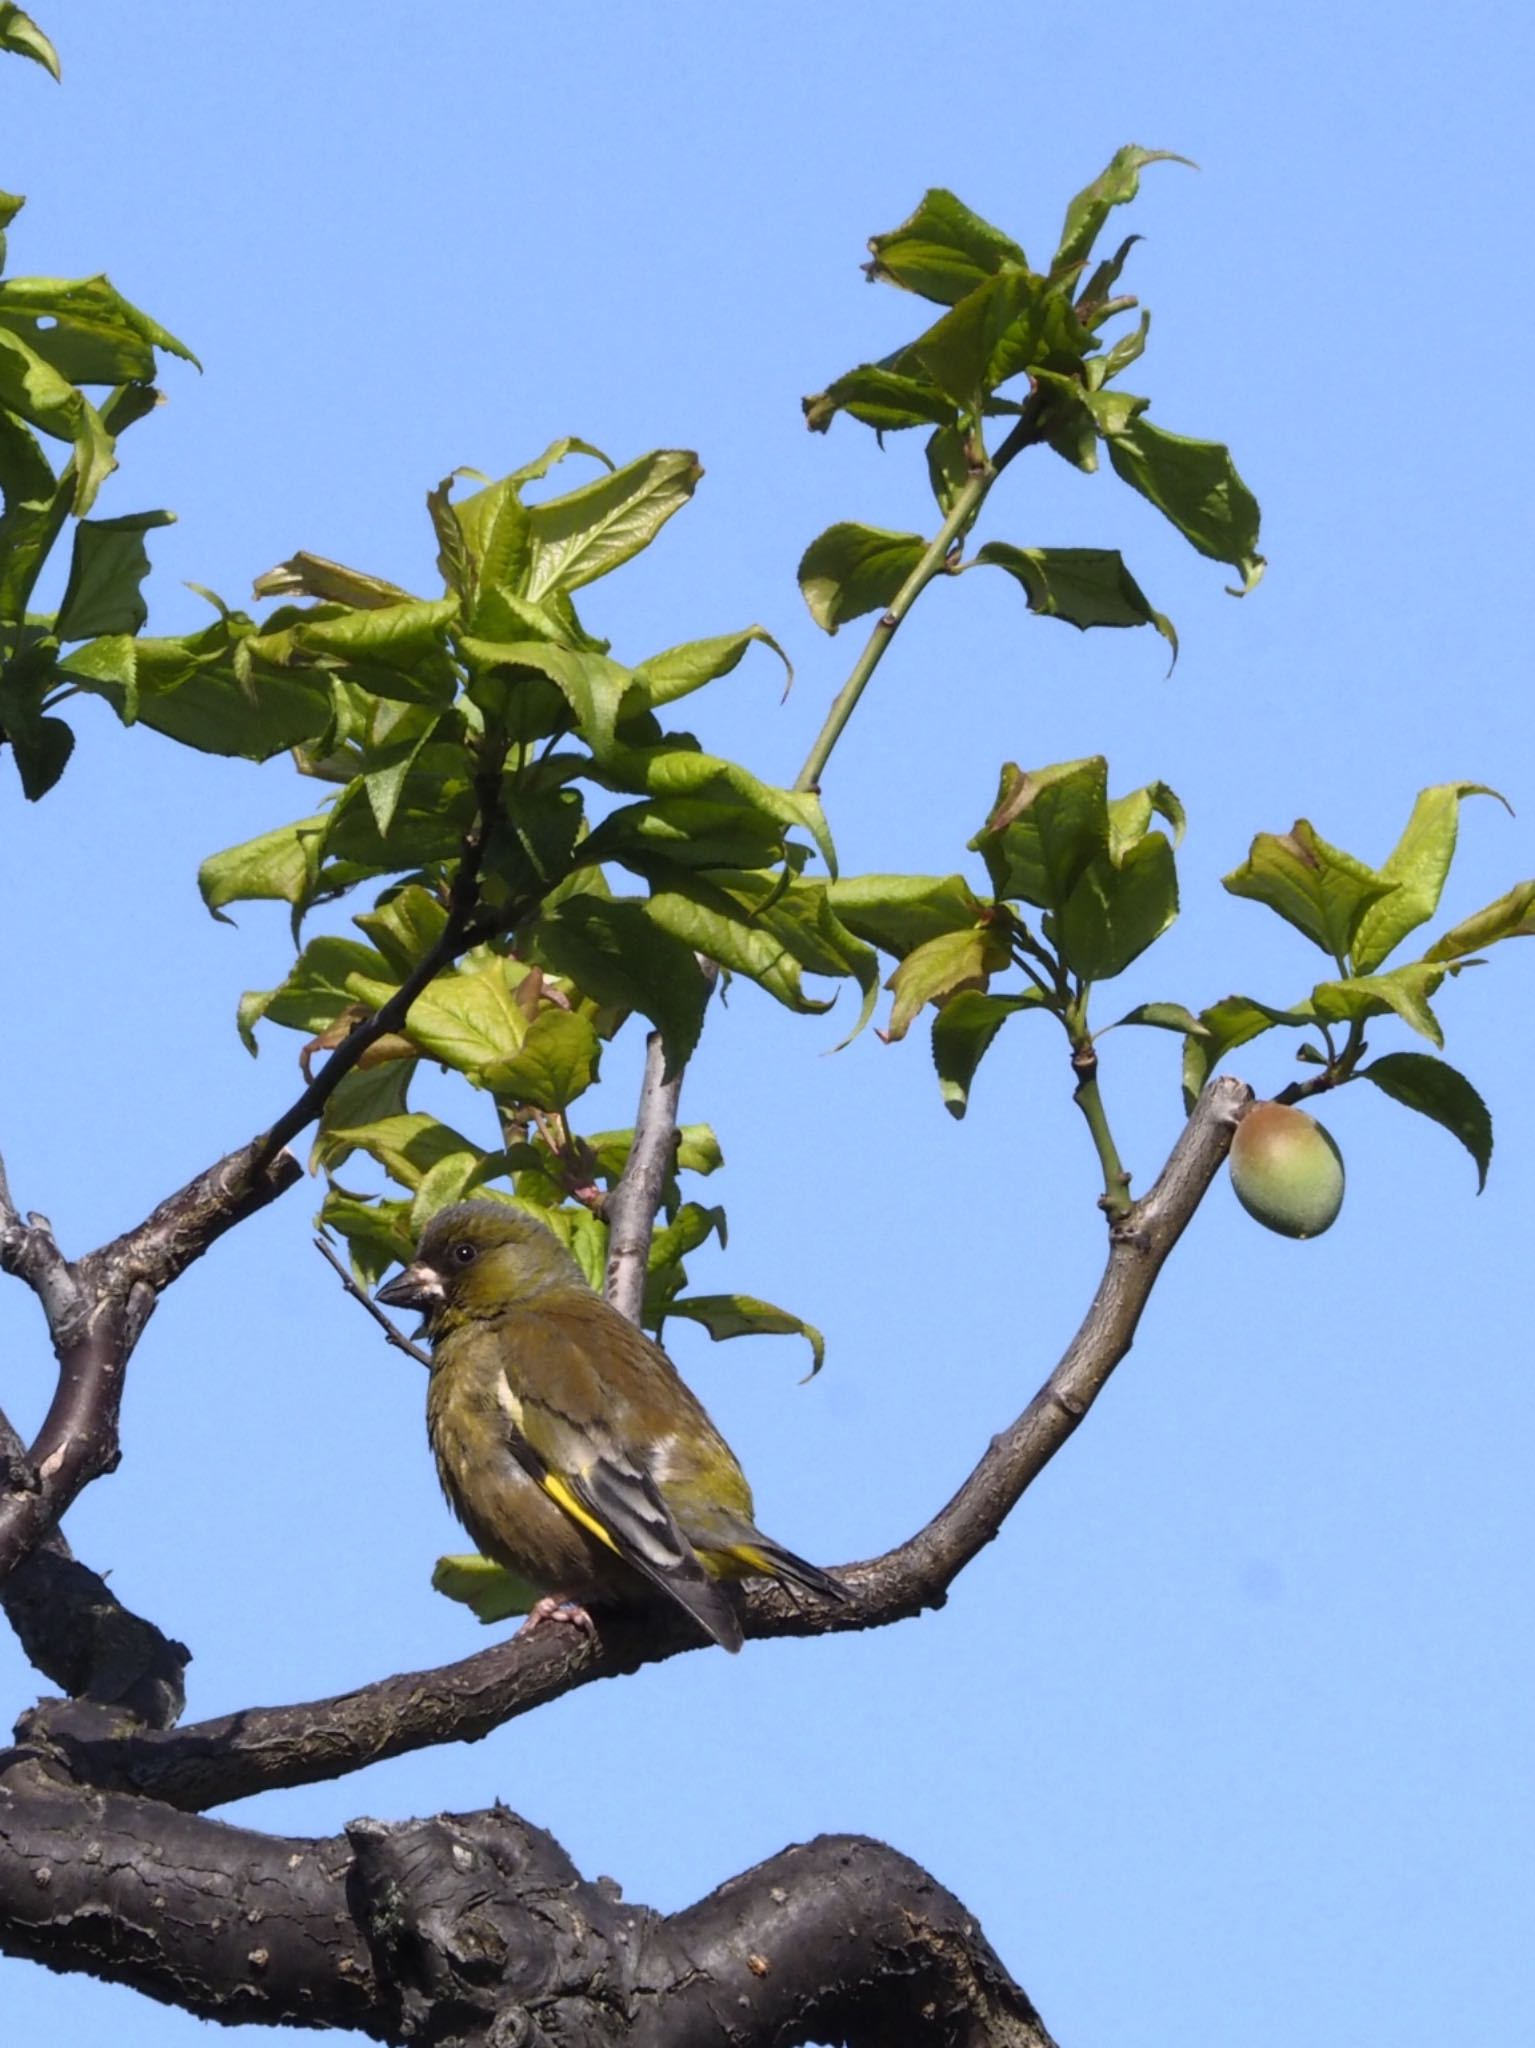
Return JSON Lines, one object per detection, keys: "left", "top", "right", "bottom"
{"left": 451, "top": 1242, "right": 478, "bottom": 1267}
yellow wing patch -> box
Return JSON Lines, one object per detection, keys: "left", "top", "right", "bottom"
{"left": 540, "top": 1470, "right": 622, "bottom": 1557}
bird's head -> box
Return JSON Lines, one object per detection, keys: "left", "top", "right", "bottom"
{"left": 375, "top": 1200, "right": 587, "bottom": 1329}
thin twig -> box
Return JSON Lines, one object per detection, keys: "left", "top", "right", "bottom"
{"left": 313, "top": 1237, "right": 432, "bottom": 1369}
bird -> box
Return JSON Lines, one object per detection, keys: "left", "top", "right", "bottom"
{"left": 375, "top": 1199, "right": 847, "bottom": 1653}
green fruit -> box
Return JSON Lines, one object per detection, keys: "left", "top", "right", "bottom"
{"left": 1229, "top": 1101, "right": 1345, "bottom": 1239}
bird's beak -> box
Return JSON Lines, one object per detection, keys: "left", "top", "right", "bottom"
{"left": 375, "top": 1263, "right": 444, "bottom": 1312}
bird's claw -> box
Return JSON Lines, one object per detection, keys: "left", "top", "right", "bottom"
{"left": 516, "top": 1596, "right": 599, "bottom": 1644}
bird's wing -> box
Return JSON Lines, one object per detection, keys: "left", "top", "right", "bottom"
{"left": 490, "top": 1330, "right": 743, "bottom": 1653}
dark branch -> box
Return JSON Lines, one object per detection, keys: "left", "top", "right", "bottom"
{"left": 1, "top": 1754, "right": 1049, "bottom": 2047}
{"left": 40, "top": 1078, "right": 1251, "bottom": 1813}
{"left": 0, "top": 1140, "right": 303, "bottom": 1590}
{"left": 314, "top": 1234, "right": 432, "bottom": 1369}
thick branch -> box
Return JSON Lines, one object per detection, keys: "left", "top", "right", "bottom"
{"left": 0, "top": 1757, "right": 378, "bottom": 2032}
{"left": 41, "top": 1078, "right": 1251, "bottom": 1812}
{"left": 1, "top": 1757, "right": 1048, "bottom": 2048}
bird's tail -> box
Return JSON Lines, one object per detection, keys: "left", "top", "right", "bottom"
{"left": 713, "top": 1526, "right": 849, "bottom": 1603}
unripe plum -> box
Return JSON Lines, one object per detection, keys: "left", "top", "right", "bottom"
{"left": 1228, "top": 1101, "right": 1345, "bottom": 1239}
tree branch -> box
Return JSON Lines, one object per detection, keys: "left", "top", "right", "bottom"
{"left": 1, "top": 1754, "right": 1051, "bottom": 2047}
{"left": 603, "top": 1027, "right": 686, "bottom": 1326}
{"left": 37, "top": 1078, "right": 1250, "bottom": 1812}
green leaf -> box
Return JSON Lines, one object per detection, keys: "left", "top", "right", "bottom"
{"left": 405, "top": 957, "right": 529, "bottom": 1074}
{"left": 0, "top": 5, "right": 59, "bottom": 79}
{"left": 910, "top": 270, "right": 1090, "bottom": 411}
{"left": 53, "top": 509, "right": 173, "bottom": 640}
{"left": 431, "top": 1553, "right": 540, "bottom": 1624}
{"left": 354, "top": 884, "right": 450, "bottom": 976}
{"left": 0, "top": 405, "right": 60, "bottom": 627}
{"left": 1109, "top": 1000, "right": 1206, "bottom": 1035}
{"left": 0, "top": 325, "right": 114, "bottom": 512}
{"left": 600, "top": 739, "right": 836, "bottom": 877}
{"left": 459, "top": 639, "right": 631, "bottom": 760}
{"left": 483, "top": 1007, "right": 601, "bottom": 1111}
{"left": 197, "top": 814, "right": 325, "bottom": 922}
{"left": 1056, "top": 831, "right": 1178, "bottom": 982}
{"left": 827, "top": 873, "right": 988, "bottom": 958}
{"left": 641, "top": 871, "right": 841, "bottom": 1018}
{"left": 2, "top": 704, "right": 71, "bottom": 798}
{"left": 0, "top": 274, "right": 198, "bottom": 382}
{"left": 1102, "top": 414, "right": 1264, "bottom": 592}
{"left": 974, "top": 541, "right": 1176, "bottom": 661}
{"left": 971, "top": 757, "right": 1108, "bottom": 910}
{"left": 323, "top": 1112, "right": 484, "bottom": 1194}
{"left": 802, "top": 362, "right": 958, "bottom": 436}
{"left": 1351, "top": 783, "right": 1507, "bottom": 974}
{"left": 247, "top": 935, "right": 396, "bottom": 1039}
{"left": 1363, "top": 1051, "right": 1492, "bottom": 1192}
{"left": 67, "top": 620, "right": 334, "bottom": 758}
{"left": 1107, "top": 781, "right": 1185, "bottom": 856}
{"left": 797, "top": 522, "right": 925, "bottom": 634}
{"left": 884, "top": 923, "right": 1011, "bottom": 1042}
{"left": 312, "top": 1061, "right": 415, "bottom": 1177}
{"left": 931, "top": 988, "right": 1043, "bottom": 1118}
{"left": 1224, "top": 821, "right": 1397, "bottom": 963}
{"left": 924, "top": 423, "right": 972, "bottom": 513}
{"left": 252, "top": 552, "right": 414, "bottom": 608}
{"left": 1180, "top": 993, "right": 1317, "bottom": 1109}
{"left": 318, "top": 1187, "right": 416, "bottom": 1288}
{"left": 1051, "top": 146, "right": 1194, "bottom": 282}
{"left": 864, "top": 188, "right": 1029, "bottom": 304}
{"left": 523, "top": 893, "right": 712, "bottom": 1075}
{"left": 524, "top": 448, "right": 701, "bottom": 600}
{"left": 1426, "top": 879, "right": 1535, "bottom": 962}
{"left": 1310, "top": 962, "right": 1447, "bottom": 1047}
{"left": 630, "top": 625, "right": 791, "bottom": 710}
{"left": 663, "top": 1294, "right": 826, "bottom": 1376}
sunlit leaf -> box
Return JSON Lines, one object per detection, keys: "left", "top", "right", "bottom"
{"left": 1363, "top": 1051, "right": 1492, "bottom": 1192}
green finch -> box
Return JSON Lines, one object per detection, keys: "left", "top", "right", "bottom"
{"left": 376, "top": 1199, "right": 846, "bottom": 1652}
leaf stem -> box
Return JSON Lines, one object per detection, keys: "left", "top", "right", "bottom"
{"left": 1072, "top": 1053, "right": 1132, "bottom": 1216}
{"left": 793, "top": 399, "right": 1047, "bottom": 794}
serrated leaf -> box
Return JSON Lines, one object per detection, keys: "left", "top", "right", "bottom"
{"left": 0, "top": 274, "right": 198, "bottom": 383}
{"left": 324, "top": 1111, "right": 485, "bottom": 1194}
{"left": 312, "top": 1061, "right": 415, "bottom": 1177}
{"left": 1310, "top": 963, "right": 1446, "bottom": 1047}
{"left": 1351, "top": 784, "right": 1508, "bottom": 974}
{"left": 864, "top": 189, "right": 1028, "bottom": 304}
{"left": 600, "top": 740, "right": 836, "bottom": 877}
{"left": 523, "top": 893, "right": 712, "bottom": 1076}
{"left": 1224, "top": 821, "right": 1397, "bottom": 963}
{"left": 1180, "top": 993, "right": 1317, "bottom": 1110}
{"left": 1363, "top": 1051, "right": 1492, "bottom": 1192}
{"left": 797, "top": 522, "right": 925, "bottom": 634}
{"left": 431, "top": 1553, "right": 540, "bottom": 1623}
{"left": 1425, "top": 880, "right": 1535, "bottom": 962}
{"left": 1051, "top": 146, "right": 1194, "bottom": 282}
{"left": 459, "top": 639, "right": 631, "bottom": 760}
{"left": 1102, "top": 414, "right": 1264, "bottom": 592}
{"left": 354, "top": 884, "right": 450, "bottom": 977}
{"left": 53, "top": 508, "right": 174, "bottom": 640}
{"left": 318, "top": 1187, "right": 417, "bottom": 1289}
{"left": 971, "top": 757, "right": 1108, "bottom": 910}
{"left": 827, "top": 872, "right": 987, "bottom": 958}
{"left": 405, "top": 956, "right": 529, "bottom": 1073}
{"left": 884, "top": 923, "right": 1011, "bottom": 1043}
{"left": 974, "top": 541, "right": 1176, "bottom": 661}
{"left": 0, "top": 8, "right": 60, "bottom": 80}
{"left": 910, "top": 269, "right": 1090, "bottom": 411}
{"left": 1056, "top": 832, "right": 1178, "bottom": 982}
{"left": 197, "top": 814, "right": 325, "bottom": 922}
{"left": 931, "top": 988, "right": 1043, "bottom": 1118}
{"left": 641, "top": 872, "right": 834, "bottom": 1016}
{"left": 252, "top": 552, "right": 415, "bottom": 608}
{"left": 802, "top": 362, "right": 958, "bottom": 436}
{"left": 524, "top": 448, "right": 700, "bottom": 600}
{"left": 1106, "top": 781, "right": 1185, "bottom": 856}
{"left": 663, "top": 1294, "right": 826, "bottom": 1375}
{"left": 483, "top": 1007, "right": 601, "bottom": 1111}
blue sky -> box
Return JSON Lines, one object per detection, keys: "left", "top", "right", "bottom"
{"left": 3, "top": 4, "right": 1534, "bottom": 2043}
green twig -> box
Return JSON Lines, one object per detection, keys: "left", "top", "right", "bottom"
{"left": 793, "top": 401, "right": 1047, "bottom": 793}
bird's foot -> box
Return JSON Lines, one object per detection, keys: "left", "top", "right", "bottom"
{"left": 516, "top": 1595, "right": 599, "bottom": 1644}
